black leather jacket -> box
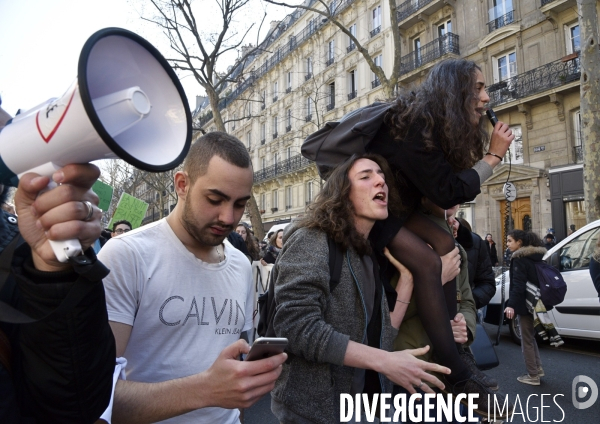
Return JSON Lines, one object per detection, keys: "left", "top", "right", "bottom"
{"left": 0, "top": 210, "right": 115, "bottom": 423}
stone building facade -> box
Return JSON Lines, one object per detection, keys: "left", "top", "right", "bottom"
{"left": 198, "top": 0, "right": 593, "bottom": 242}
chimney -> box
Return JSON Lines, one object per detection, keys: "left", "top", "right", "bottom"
{"left": 241, "top": 43, "right": 254, "bottom": 57}
{"left": 270, "top": 20, "right": 280, "bottom": 31}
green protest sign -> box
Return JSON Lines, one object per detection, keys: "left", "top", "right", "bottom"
{"left": 92, "top": 180, "right": 114, "bottom": 212}
{"left": 108, "top": 193, "right": 149, "bottom": 230}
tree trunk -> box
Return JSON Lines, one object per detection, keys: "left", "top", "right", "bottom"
{"left": 578, "top": 0, "right": 600, "bottom": 222}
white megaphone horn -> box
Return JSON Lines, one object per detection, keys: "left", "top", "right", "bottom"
{"left": 0, "top": 27, "right": 192, "bottom": 262}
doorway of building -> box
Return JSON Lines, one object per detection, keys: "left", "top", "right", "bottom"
{"left": 500, "top": 197, "right": 532, "bottom": 249}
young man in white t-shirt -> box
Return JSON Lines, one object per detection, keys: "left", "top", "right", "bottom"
{"left": 100, "top": 132, "right": 286, "bottom": 424}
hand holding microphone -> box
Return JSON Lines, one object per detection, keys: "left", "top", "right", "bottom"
{"left": 485, "top": 108, "right": 515, "bottom": 166}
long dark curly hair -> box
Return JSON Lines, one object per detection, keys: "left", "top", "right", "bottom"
{"left": 508, "top": 229, "right": 544, "bottom": 248}
{"left": 299, "top": 153, "right": 402, "bottom": 256}
{"left": 384, "top": 59, "right": 489, "bottom": 172}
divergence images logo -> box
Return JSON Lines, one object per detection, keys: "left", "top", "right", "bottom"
{"left": 572, "top": 375, "right": 598, "bottom": 410}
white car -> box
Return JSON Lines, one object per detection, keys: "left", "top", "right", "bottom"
{"left": 483, "top": 220, "right": 600, "bottom": 344}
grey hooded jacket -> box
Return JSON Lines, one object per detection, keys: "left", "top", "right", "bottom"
{"left": 271, "top": 225, "right": 396, "bottom": 423}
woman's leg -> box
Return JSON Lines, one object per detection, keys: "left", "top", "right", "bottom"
{"left": 518, "top": 314, "right": 539, "bottom": 376}
{"left": 387, "top": 223, "right": 470, "bottom": 383}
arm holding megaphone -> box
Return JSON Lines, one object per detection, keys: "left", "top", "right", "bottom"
{"left": 15, "top": 164, "right": 101, "bottom": 271}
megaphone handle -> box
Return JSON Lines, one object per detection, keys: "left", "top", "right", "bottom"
{"left": 41, "top": 180, "right": 85, "bottom": 262}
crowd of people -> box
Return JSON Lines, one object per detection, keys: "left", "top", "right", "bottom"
{"left": 0, "top": 58, "right": 584, "bottom": 423}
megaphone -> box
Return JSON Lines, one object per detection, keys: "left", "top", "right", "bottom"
{"left": 0, "top": 27, "right": 192, "bottom": 262}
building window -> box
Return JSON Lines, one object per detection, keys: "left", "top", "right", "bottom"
{"left": 287, "top": 146, "right": 292, "bottom": 159}
{"left": 348, "top": 69, "right": 357, "bottom": 100}
{"left": 287, "top": 72, "right": 292, "bottom": 92}
{"left": 286, "top": 186, "right": 293, "bottom": 209}
{"left": 348, "top": 23, "right": 357, "bottom": 52}
{"left": 573, "top": 110, "right": 583, "bottom": 163}
{"left": 261, "top": 123, "right": 266, "bottom": 144}
{"left": 327, "top": 82, "right": 335, "bottom": 110}
{"left": 488, "top": 0, "right": 514, "bottom": 33}
{"left": 232, "top": 113, "right": 236, "bottom": 130}
{"left": 306, "top": 57, "right": 313, "bottom": 79}
{"left": 307, "top": 97, "right": 312, "bottom": 115}
{"left": 286, "top": 109, "right": 292, "bottom": 132}
{"left": 246, "top": 131, "right": 251, "bottom": 148}
{"left": 371, "top": 5, "right": 381, "bottom": 36}
{"left": 272, "top": 190, "right": 279, "bottom": 211}
{"left": 273, "top": 116, "right": 278, "bottom": 138}
{"left": 261, "top": 193, "right": 266, "bottom": 210}
{"left": 273, "top": 81, "right": 278, "bottom": 102}
{"left": 565, "top": 23, "right": 580, "bottom": 55}
{"left": 504, "top": 125, "right": 523, "bottom": 164}
{"left": 327, "top": 39, "right": 335, "bottom": 66}
{"left": 372, "top": 54, "right": 382, "bottom": 88}
{"left": 262, "top": 157, "right": 266, "bottom": 170}
{"left": 493, "top": 51, "right": 517, "bottom": 83}
{"left": 262, "top": 89, "right": 266, "bottom": 109}
{"left": 413, "top": 37, "right": 421, "bottom": 66}
{"left": 329, "top": 0, "right": 337, "bottom": 14}
{"left": 306, "top": 181, "right": 314, "bottom": 204}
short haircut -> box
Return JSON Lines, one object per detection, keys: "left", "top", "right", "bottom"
{"left": 456, "top": 217, "right": 472, "bottom": 233}
{"left": 183, "top": 132, "right": 252, "bottom": 184}
{"left": 113, "top": 220, "right": 132, "bottom": 232}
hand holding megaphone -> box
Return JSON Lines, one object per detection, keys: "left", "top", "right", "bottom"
{"left": 0, "top": 28, "right": 192, "bottom": 262}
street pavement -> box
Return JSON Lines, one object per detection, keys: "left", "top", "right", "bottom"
{"left": 245, "top": 323, "right": 600, "bottom": 423}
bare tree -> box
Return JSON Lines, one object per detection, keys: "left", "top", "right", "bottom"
{"left": 266, "top": 0, "right": 402, "bottom": 98}
{"left": 578, "top": 0, "right": 600, "bottom": 222}
{"left": 142, "top": 0, "right": 271, "bottom": 238}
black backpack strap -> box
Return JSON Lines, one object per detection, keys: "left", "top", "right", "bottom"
{"left": 327, "top": 236, "right": 343, "bottom": 293}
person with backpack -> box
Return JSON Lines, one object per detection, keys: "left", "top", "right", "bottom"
{"left": 270, "top": 154, "right": 450, "bottom": 423}
{"left": 504, "top": 229, "right": 564, "bottom": 386}
{"left": 303, "top": 59, "right": 514, "bottom": 402}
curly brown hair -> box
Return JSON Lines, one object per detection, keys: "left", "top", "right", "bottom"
{"left": 384, "top": 59, "right": 489, "bottom": 172}
{"left": 298, "top": 153, "right": 402, "bottom": 256}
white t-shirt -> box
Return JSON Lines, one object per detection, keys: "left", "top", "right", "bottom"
{"left": 100, "top": 219, "right": 254, "bottom": 424}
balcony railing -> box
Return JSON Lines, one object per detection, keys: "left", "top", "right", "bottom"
{"left": 326, "top": 57, "right": 335, "bottom": 67}
{"left": 254, "top": 153, "right": 313, "bottom": 183}
{"left": 305, "top": 73, "right": 313, "bottom": 81}
{"left": 326, "top": 103, "right": 335, "bottom": 111}
{"left": 347, "top": 90, "right": 357, "bottom": 101}
{"left": 370, "top": 26, "right": 381, "bottom": 38}
{"left": 286, "top": 125, "right": 292, "bottom": 132}
{"left": 488, "top": 10, "right": 514, "bottom": 33}
{"left": 487, "top": 52, "right": 580, "bottom": 108}
{"left": 347, "top": 43, "right": 356, "bottom": 53}
{"left": 573, "top": 145, "right": 583, "bottom": 163}
{"left": 273, "top": 96, "right": 278, "bottom": 102}
{"left": 305, "top": 114, "right": 312, "bottom": 122}
{"left": 371, "top": 78, "right": 381, "bottom": 89}
{"left": 397, "top": 0, "right": 436, "bottom": 22}
{"left": 399, "top": 33, "right": 459, "bottom": 76}
{"left": 273, "top": 132, "right": 278, "bottom": 139}
{"left": 541, "top": 0, "right": 555, "bottom": 6}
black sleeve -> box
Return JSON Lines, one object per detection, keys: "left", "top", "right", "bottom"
{"left": 590, "top": 257, "right": 600, "bottom": 298}
{"left": 227, "top": 231, "right": 250, "bottom": 256}
{"left": 11, "top": 244, "right": 116, "bottom": 424}
{"left": 507, "top": 257, "right": 527, "bottom": 312}
{"left": 263, "top": 250, "right": 277, "bottom": 264}
{"left": 471, "top": 235, "right": 497, "bottom": 309}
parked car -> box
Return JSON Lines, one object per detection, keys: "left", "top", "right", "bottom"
{"left": 484, "top": 220, "right": 600, "bottom": 344}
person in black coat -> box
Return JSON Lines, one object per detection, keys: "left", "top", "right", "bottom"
{"left": 591, "top": 237, "right": 600, "bottom": 300}
{"left": 455, "top": 218, "right": 496, "bottom": 310}
{"left": 484, "top": 233, "right": 499, "bottom": 266}
{"left": 0, "top": 165, "right": 115, "bottom": 423}
{"left": 504, "top": 230, "right": 548, "bottom": 386}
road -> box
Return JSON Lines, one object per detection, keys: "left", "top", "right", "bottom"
{"left": 245, "top": 323, "right": 600, "bottom": 423}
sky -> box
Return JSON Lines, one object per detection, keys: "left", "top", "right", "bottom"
{"left": 0, "top": 0, "right": 290, "bottom": 116}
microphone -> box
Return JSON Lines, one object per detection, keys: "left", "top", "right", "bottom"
{"left": 486, "top": 109, "right": 498, "bottom": 127}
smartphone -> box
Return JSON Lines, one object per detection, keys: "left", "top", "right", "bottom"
{"left": 486, "top": 108, "right": 499, "bottom": 126}
{"left": 245, "top": 337, "right": 288, "bottom": 361}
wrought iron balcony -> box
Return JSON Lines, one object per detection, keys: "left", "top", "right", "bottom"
{"left": 371, "top": 78, "right": 381, "bottom": 89}
{"left": 305, "top": 73, "right": 313, "bottom": 81}
{"left": 273, "top": 96, "right": 278, "bottom": 102}
{"left": 347, "top": 90, "right": 357, "bottom": 101}
{"left": 286, "top": 87, "right": 292, "bottom": 93}
{"left": 399, "top": 33, "right": 459, "bottom": 76}
{"left": 273, "top": 132, "right": 278, "bottom": 139}
{"left": 488, "top": 10, "right": 514, "bottom": 33}
{"left": 305, "top": 114, "right": 312, "bottom": 122}
{"left": 254, "top": 153, "right": 314, "bottom": 183}
{"left": 286, "top": 125, "right": 292, "bottom": 132}
{"left": 541, "top": 0, "right": 556, "bottom": 5}
{"left": 397, "top": 0, "right": 436, "bottom": 22}
{"left": 347, "top": 43, "right": 356, "bottom": 53}
{"left": 326, "top": 103, "right": 335, "bottom": 111}
{"left": 487, "top": 52, "right": 580, "bottom": 108}
{"left": 326, "top": 58, "right": 334, "bottom": 67}
{"left": 370, "top": 26, "right": 381, "bottom": 38}
{"left": 573, "top": 145, "right": 583, "bottom": 163}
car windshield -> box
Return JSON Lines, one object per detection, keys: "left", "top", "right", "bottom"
{"left": 559, "top": 227, "right": 600, "bottom": 270}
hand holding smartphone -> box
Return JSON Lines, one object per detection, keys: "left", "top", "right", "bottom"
{"left": 245, "top": 337, "right": 288, "bottom": 361}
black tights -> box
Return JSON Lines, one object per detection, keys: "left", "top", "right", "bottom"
{"left": 387, "top": 212, "right": 470, "bottom": 383}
